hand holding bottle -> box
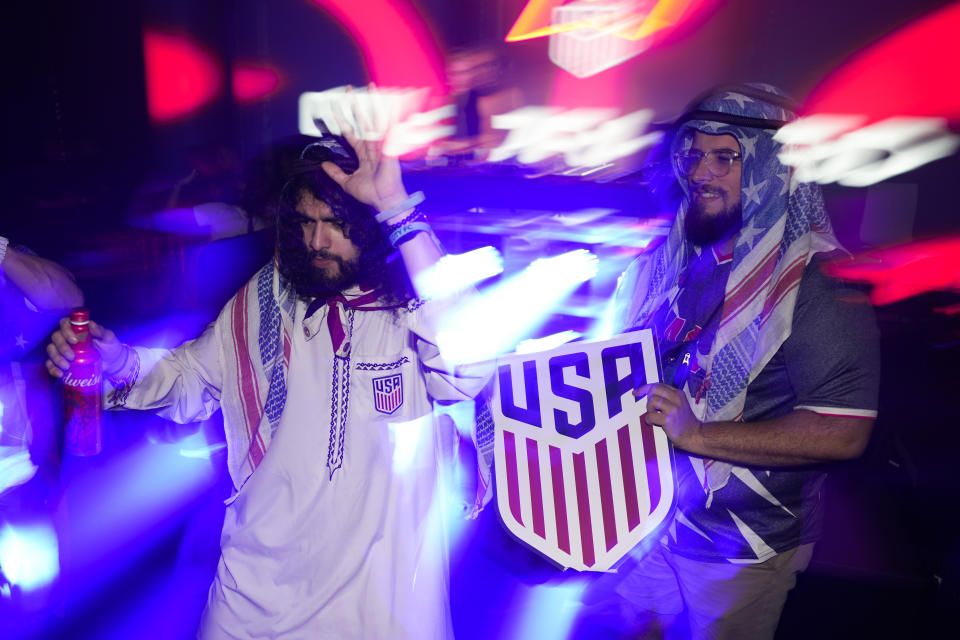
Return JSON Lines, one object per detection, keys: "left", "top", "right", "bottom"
{"left": 48, "top": 309, "right": 113, "bottom": 456}
{"left": 46, "top": 313, "right": 126, "bottom": 378}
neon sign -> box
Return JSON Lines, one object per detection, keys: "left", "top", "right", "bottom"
{"left": 506, "top": 0, "right": 705, "bottom": 77}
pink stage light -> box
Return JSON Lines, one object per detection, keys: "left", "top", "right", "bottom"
{"left": 143, "top": 30, "right": 223, "bottom": 123}
{"left": 232, "top": 64, "right": 282, "bottom": 103}
{"left": 803, "top": 3, "right": 960, "bottom": 125}
{"left": 551, "top": 64, "right": 631, "bottom": 109}
{"left": 827, "top": 236, "right": 960, "bottom": 306}
{"left": 308, "top": 0, "right": 445, "bottom": 98}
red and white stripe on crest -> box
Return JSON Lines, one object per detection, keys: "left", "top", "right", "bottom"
{"left": 373, "top": 374, "right": 403, "bottom": 414}
{"left": 499, "top": 417, "right": 668, "bottom": 570}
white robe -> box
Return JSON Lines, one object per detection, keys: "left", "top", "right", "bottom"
{"left": 113, "top": 290, "right": 489, "bottom": 639}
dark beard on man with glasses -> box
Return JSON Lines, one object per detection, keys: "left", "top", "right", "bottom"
{"left": 685, "top": 195, "right": 742, "bottom": 248}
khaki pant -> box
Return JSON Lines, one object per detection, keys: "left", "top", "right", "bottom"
{"left": 615, "top": 542, "right": 815, "bottom": 640}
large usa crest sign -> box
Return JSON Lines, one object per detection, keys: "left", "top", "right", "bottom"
{"left": 491, "top": 329, "right": 676, "bottom": 572}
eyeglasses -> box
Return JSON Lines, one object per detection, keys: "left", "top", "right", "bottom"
{"left": 674, "top": 149, "right": 742, "bottom": 178}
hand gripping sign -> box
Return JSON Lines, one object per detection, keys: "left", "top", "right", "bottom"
{"left": 492, "top": 329, "right": 676, "bottom": 572}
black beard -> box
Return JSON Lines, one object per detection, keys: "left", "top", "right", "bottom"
{"left": 281, "top": 243, "right": 359, "bottom": 299}
{"left": 685, "top": 196, "right": 742, "bottom": 247}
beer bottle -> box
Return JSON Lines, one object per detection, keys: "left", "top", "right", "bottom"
{"left": 63, "top": 308, "right": 102, "bottom": 456}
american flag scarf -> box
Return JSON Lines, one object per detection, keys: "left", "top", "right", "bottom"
{"left": 614, "top": 84, "right": 843, "bottom": 503}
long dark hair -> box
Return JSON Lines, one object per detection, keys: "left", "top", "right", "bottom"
{"left": 275, "top": 147, "right": 413, "bottom": 306}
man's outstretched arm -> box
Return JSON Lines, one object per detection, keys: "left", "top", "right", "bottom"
{"left": 1, "top": 239, "right": 83, "bottom": 312}
{"left": 46, "top": 316, "right": 224, "bottom": 423}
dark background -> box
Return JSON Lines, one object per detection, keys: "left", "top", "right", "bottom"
{"left": 2, "top": 1, "right": 958, "bottom": 638}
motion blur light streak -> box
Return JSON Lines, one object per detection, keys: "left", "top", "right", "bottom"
{"left": 390, "top": 414, "right": 430, "bottom": 474}
{"left": 587, "top": 292, "right": 619, "bottom": 340}
{"left": 301, "top": 90, "right": 662, "bottom": 167}
{"left": 299, "top": 86, "right": 454, "bottom": 156}
{"left": 433, "top": 400, "right": 477, "bottom": 440}
{"left": 508, "top": 0, "right": 711, "bottom": 80}
{"left": 827, "top": 236, "right": 960, "bottom": 306}
{"left": 933, "top": 302, "right": 960, "bottom": 316}
{"left": 432, "top": 401, "right": 479, "bottom": 544}
{"left": 437, "top": 249, "right": 599, "bottom": 364}
{"left": 0, "top": 523, "right": 59, "bottom": 592}
{"left": 775, "top": 114, "right": 867, "bottom": 147}
{"left": 143, "top": 30, "right": 222, "bottom": 123}
{"left": 803, "top": 2, "right": 960, "bottom": 124}
{"left": 508, "top": 0, "right": 714, "bottom": 108}
{"left": 489, "top": 106, "right": 660, "bottom": 167}
{"left": 309, "top": 0, "right": 445, "bottom": 95}
{"left": 506, "top": 0, "right": 702, "bottom": 43}
{"left": 388, "top": 104, "right": 457, "bottom": 156}
{"left": 63, "top": 433, "right": 217, "bottom": 587}
{"left": 777, "top": 115, "right": 960, "bottom": 187}
{"left": 299, "top": 86, "right": 427, "bottom": 140}
{"left": 414, "top": 247, "right": 504, "bottom": 300}
{"left": 232, "top": 64, "right": 282, "bottom": 103}
{"left": 515, "top": 330, "right": 582, "bottom": 354}
{"left": 179, "top": 442, "right": 227, "bottom": 460}
{"left": 827, "top": 120, "right": 958, "bottom": 187}
{"left": 549, "top": 1, "right": 652, "bottom": 78}
{"left": 0, "top": 448, "right": 37, "bottom": 495}
{"left": 505, "top": 579, "right": 588, "bottom": 640}
{"left": 507, "top": 0, "right": 609, "bottom": 42}
{"left": 784, "top": 1, "right": 960, "bottom": 185}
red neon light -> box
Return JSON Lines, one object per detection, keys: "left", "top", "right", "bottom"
{"left": 143, "top": 30, "right": 222, "bottom": 123}
{"left": 804, "top": 3, "right": 960, "bottom": 124}
{"left": 551, "top": 64, "right": 631, "bottom": 109}
{"left": 934, "top": 302, "right": 960, "bottom": 316}
{"left": 828, "top": 236, "right": 960, "bottom": 306}
{"left": 232, "top": 64, "right": 282, "bottom": 104}
{"left": 308, "top": 0, "right": 444, "bottom": 97}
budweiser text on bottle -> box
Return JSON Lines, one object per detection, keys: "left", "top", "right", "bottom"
{"left": 64, "top": 308, "right": 103, "bottom": 456}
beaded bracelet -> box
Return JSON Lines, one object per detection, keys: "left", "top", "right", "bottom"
{"left": 374, "top": 191, "right": 426, "bottom": 223}
{"left": 384, "top": 208, "right": 427, "bottom": 236}
{"left": 389, "top": 221, "right": 435, "bottom": 248}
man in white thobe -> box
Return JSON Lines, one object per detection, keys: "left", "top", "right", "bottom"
{"left": 47, "top": 120, "right": 489, "bottom": 639}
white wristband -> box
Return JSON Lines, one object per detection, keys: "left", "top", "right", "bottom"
{"left": 0, "top": 236, "right": 9, "bottom": 271}
{"left": 374, "top": 191, "right": 425, "bottom": 223}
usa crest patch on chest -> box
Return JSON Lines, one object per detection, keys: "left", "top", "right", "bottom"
{"left": 373, "top": 373, "right": 404, "bottom": 414}
{"left": 491, "top": 329, "right": 676, "bottom": 571}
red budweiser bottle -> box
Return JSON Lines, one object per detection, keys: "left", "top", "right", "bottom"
{"left": 63, "top": 308, "right": 103, "bottom": 456}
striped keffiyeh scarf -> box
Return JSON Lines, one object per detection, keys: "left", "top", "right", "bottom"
{"left": 219, "top": 262, "right": 294, "bottom": 495}
{"left": 614, "top": 84, "right": 843, "bottom": 503}
{"left": 218, "top": 261, "right": 402, "bottom": 494}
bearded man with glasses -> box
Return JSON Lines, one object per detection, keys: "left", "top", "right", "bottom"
{"left": 606, "top": 84, "right": 881, "bottom": 639}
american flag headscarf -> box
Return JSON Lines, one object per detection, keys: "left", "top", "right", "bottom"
{"left": 614, "top": 83, "right": 844, "bottom": 499}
